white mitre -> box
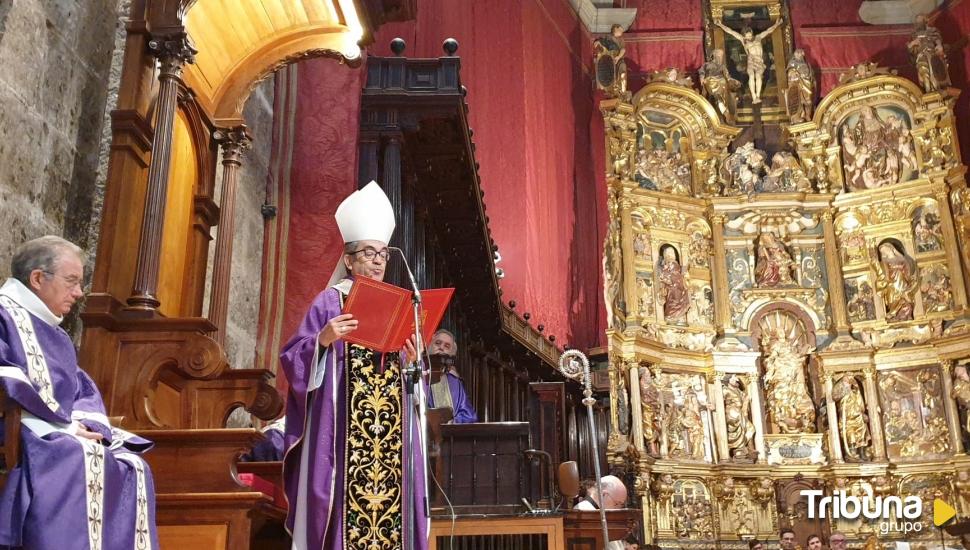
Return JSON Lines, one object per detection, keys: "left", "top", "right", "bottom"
{"left": 327, "top": 181, "right": 396, "bottom": 287}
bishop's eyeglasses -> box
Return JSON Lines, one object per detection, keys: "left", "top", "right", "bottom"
{"left": 348, "top": 247, "right": 391, "bottom": 262}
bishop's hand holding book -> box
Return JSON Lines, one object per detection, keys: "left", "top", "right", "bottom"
{"left": 320, "top": 276, "right": 454, "bottom": 360}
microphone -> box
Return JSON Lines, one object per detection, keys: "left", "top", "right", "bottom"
{"left": 388, "top": 246, "right": 421, "bottom": 303}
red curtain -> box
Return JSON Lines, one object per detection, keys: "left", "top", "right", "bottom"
{"left": 374, "top": 0, "right": 606, "bottom": 350}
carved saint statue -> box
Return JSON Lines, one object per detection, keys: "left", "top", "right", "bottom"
{"left": 604, "top": 188, "right": 625, "bottom": 330}
{"left": 714, "top": 17, "right": 784, "bottom": 104}
{"left": 594, "top": 24, "right": 629, "bottom": 98}
{"left": 721, "top": 142, "right": 767, "bottom": 196}
{"left": 761, "top": 151, "right": 812, "bottom": 193}
{"left": 952, "top": 365, "right": 970, "bottom": 449}
{"left": 836, "top": 376, "right": 870, "bottom": 461}
{"left": 640, "top": 367, "right": 662, "bottom": 456}
{"left": 659, "top": 246, "right": 691, "bottom": 323}
{"left": 785, "top": 49, "right": 815, "bottom": 124}
{"left": 699, "top": 49, "right": 741, "bottom": 124}
{"left": 754, "top": 232, "right": 796, "bottom": 287}
{"left": 678, "top": 390, "right": 708, "bottom": 460}
{"left": 871, "top": 242, "right": 919, "bottom": 322}
{"left": 908, "top": 14, "right": 951, "bottom": 93}
{"left": 761, "top": 332, "right": 816, "bottom": 434}
{"left": 722, "top": 374, "right": 755, "bottom": 460}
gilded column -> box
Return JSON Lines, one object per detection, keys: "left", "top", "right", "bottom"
{"left": 620, "top": 196, "right": 637, "bottom": 328}
{"left": 936, "top": 189, "right": 969, "bottom": 309}
{"left": 821, "top": 211, "right": 851, "bottom": 334}
{"left": 823, "top": 370, "right": 844, "bottom": 463}
{"left": 630, "top": 364, "right": 645, "bottom": 453}
{"left": 710, "top": 212, "right": 731, "bottom": 335}
{"left": 745, "top": 373, "right": 767, "bottom": 464}
{"left": 655, "top": 366, "right": 670, "bottom": 459}
{"left": 208, "top": 126, "right": 252, "bottom": 345}
{"left": 941, "top": 360, "right": 964, "bottom": 453}
{"left": 711, "top": 374, "right": 730, "bottom": 462}
{"left": 862, "top": 366, "right": 887, "bottom": 460}
{"left": 128, "top": 33, "right": 197, "bottom": 310}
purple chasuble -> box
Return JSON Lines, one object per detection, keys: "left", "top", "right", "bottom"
{"left": 427, "top": 373, "right": 478, "bottom": 424}
{"left": 0, "top": 280, "right": 158, "bottom": 550}
{"left": 280, "top": 281, "right": 429, "bottom": 550}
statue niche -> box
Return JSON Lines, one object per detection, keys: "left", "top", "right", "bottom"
{"left": 722, "top": 374, "right": 756, "bottom": 460}
{"left": 833, "top": 375, "right": 871, "bottom": 461}
{"left": 839, "top": 105, "right": 918, "bottom": 191}
{"left": 870, "top": 239, "right": 919, "bottom": 322}
{"left": 658, "top": 244, "right": 691, "bottom": 324}
{"left": 757, "top": 310, "right": 816, "bottom": 434}
{"left": 754, "top": 232, "right": 796, "bottom": 287}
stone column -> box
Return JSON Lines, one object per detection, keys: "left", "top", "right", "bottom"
{"left": 823, "top": 371, "right": 844, "bottom": 463}
{"left": 936, "top": 189, "right": 969, "bottom": 309}
{"left": 710, "top": 213, "right": 731, "bottom": 335}
{"left": 746, "top": 373, "right": 768, "bottom": 463}
{"left": 208, "top": 126, "right": 253, "bottom": 345}
{"left": 941, "top": 360, "right": 964, "bottom": 454}
{"left": 821, "top": 211, "right": 851, "bottom": 334}
{"left": 711, "top": 374, "right": 730, "bottom": 462}
{"left": 862, "top": 367, "right": 887, "bottom": 460}
{"left": 127, "top": 33, "right": 197, "bottom": 310}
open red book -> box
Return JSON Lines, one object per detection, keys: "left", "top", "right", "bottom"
{"left": 342, "top": 276, "right": 454, "bottom": 353}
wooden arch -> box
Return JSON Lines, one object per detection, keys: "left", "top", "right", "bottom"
{"left": 182, "top": 0, "right": 366, "bottom": 123}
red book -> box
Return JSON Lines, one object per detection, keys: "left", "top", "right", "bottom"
{"left": 342, "top": 276, "right": 454, "bottom": 353}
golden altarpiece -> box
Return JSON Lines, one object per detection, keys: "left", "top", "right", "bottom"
{"left": 599, "top": 1, "right": 970, "bottom": 547}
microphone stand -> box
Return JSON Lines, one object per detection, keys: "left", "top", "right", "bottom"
{"left": 558, "top": 350, "right": 610, "bottom": 547}
{"left": 391, "top": 247, "right": 429, "bottom": 550}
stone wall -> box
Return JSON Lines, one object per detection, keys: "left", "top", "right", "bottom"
{"left": 0, "top": 0, "right": 121, "bottom": 272}
{"left": 224, "top": 77, "right": 274, "bottom": 372}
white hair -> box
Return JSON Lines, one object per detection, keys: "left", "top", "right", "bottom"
{"left": 10, "top": 235, "right": 84, "bottom": 285}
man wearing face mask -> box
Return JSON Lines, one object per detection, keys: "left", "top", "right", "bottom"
{"left": 427, "top": 329, "right": 477, "bottom": 423}
{"left": 280, "top": 182, "right": 428, "bottom": 550}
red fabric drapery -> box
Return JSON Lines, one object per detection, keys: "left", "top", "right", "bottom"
{"left": 373, "top": 0, "right": 606, "bottom": 350}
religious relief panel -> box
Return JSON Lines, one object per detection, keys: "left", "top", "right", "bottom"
{"left": 659, "top": 373, "right": 715, "bottom": 462}
{"left": 839, "top": 105, "right": 918, "bottom": 191}
{"left": 635, "top": 116, "right": 692, "bottom": 195}
{"left": 670, "top": 479, "right": 715, "bottom": 539}
{"left": 878, "top": 367, "right": 950, "bottom": 459}
{"left": 845, "top": 276, "right": 877, "bottom": 323}
{"left": 912, "top": 203, "right": 944, "bottom": 253}
{"left": 919, "top": 263, "right": 953, "bottom": 313}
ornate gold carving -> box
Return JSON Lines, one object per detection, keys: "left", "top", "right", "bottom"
{"left": 345, "top": 344, "right": 403, "bottom": 550}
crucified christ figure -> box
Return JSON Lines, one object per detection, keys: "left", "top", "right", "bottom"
{"left": 715, "top": 16, "right": 783, "bottom": 104}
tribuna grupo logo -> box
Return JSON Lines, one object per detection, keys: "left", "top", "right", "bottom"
{"left": 801, "top": 488, "right": 924, "bottom": 535}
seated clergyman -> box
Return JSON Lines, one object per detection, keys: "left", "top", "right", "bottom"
{"left": 0, "top": 235, "right": 158, "bottom": 549}
{"left": 428, "top": 329, "right": 478, "bottom": 423}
